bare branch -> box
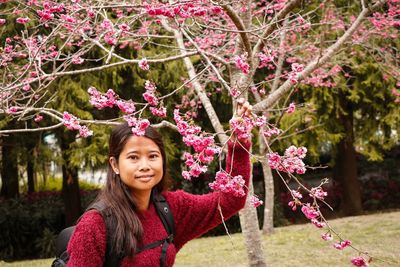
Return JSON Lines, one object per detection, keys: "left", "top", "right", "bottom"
{"left": 0, "top": 123, "right": 64, "bottom": 135}
{"left": 222, "top": 4, "right": 252, "bottom": 58}
{"left": 252, "top": 0, "right": 302, "bottom": 58}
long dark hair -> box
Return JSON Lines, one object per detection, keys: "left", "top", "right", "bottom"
{"left": 94, "top": 123, "right": 170, "bottom": 257}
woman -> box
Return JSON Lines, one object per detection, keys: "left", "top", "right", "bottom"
{"left": 67, "top": 102, "right": 252, "bottom": 266}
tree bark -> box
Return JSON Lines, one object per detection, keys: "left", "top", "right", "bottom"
{"left": 239, "top": 176, "right": 267, "bottom": 267}
{"left": 27, "top": 157, "right": 35, "bottom": 193}
{"left": 333, "top": 94, "right": 363, "bottom": 216}
{"left": 260, "top": 132, "right": 274, "bottom": 234}
{"left": 0, "top": 135, "right": 19, "bottom": 198}
{"left": 26, "top": 136, "right": 36, "bottom": 193}
{"left": 59, "top": 132, "right": 82, "bottom": 226}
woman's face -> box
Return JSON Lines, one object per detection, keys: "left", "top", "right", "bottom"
{"left": 110, "top": 135, "right": 163, "bottom": 197}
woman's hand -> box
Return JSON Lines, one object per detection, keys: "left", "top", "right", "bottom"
{"left": 235, "top": 98, "right": 252, "bottom": 119}
{"left": 230, "top": 98, "right": 253, "bottom": 143}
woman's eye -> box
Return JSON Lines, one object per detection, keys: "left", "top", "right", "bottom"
{"left": 149, "top": 154, "right": 159, "bottom": 159}
{"left": 129, "top": 155, "right": 138, "bottom": 160}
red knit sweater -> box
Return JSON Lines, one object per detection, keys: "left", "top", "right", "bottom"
{"left": 67, "top": 140, "right": 251, "bottom": 267}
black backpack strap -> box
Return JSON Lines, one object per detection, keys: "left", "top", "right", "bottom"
{"left": 152, "top": 191, "right": 175, "bottom": 238}
{"left": 151, "top": 190, "right": 175, "bottom": 267}
{"left": 87, "top": 201, "right": 123, "bottom": 267}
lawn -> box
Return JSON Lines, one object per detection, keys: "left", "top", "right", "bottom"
{"left": 1, "top": 211, "right": 399, "bottom": 267}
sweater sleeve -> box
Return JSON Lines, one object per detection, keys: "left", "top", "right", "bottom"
{"left": 67, "top": 210, "right": 107, "bottom": 267}
{"left": 167, "top": 140, "right": 251, "bottom": 250}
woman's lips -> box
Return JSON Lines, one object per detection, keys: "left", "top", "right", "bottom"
{"left": 135, "top": 175, "right": 154, "bottom": 181}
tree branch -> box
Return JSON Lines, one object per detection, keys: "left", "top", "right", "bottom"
{"left": 4, "top": 52, "right": 198, "bottom": 91}
{"left": 173, "top": 28, "right": 229, "bottom": 144}
{"left": 253, "top": 0, "right": 386, "bottom": 113}
{"left": 252, "top": 0, "right": 302, "bottom": 58}
{"left": 222, "top": 4, "right": 252, "bottom": 59}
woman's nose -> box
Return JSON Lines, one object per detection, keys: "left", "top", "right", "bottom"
{"left": 138, "top": 158, "right": 151, "bottom": 171}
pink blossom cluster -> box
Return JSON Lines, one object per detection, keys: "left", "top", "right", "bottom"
{"left": 88, "top": 87, "right": 136, "bottom": 114}
{"left": 16, "top": 17, "right": 30, "bottom": 24}
{"left": 193, "top": 30, "right": 226, "bottom": 50}
{"left": 229, "top": 117, "right": 253, "bottom": 140}
{"left": 150, "top": 107, "right": 167, "bottom": 118}
{"left": 62, "top": 112, "right": 93, "bottom": 138}
{"left": 143, "top": 80, "right": 159, "bottom": 106}
{"left": 123, "top": 115, "right": 150, "bottom": 136}
{"left": 229, "top": 87, "right": 241, "bottom": 98}
{"left": 7, "top": 106, "right": 19, "bottom": 114}
{"left": 309, "top": 187, "right": 328, "bottom": 200}
{"left": 321, "top": 232, "right": 333, "bottom": 241}
{"left": 301, "top": 203, "right": 319, "bottom": 219}
{"left": 291, "top": 189, "right": 303, "bottom": 199}
{"left": 262, "top": 127, "right": 281, "bottom": 138}
{"left": 300, "top": 203, "right": 327, "bottom": 229}
{"left": 234, "top": 54, "right": 250, "bottom": 74}
{"left": 34, "top": 114, "right": 43, "bottom": 122}
{"left": 351, "top": 256, "right": 369, "bottom": 267}
{"left": 250, "top": 195, "right": 263, "bottom": 208}
{"left": 138, "top": 58, "right": 149, "bottom": 71}
{"left": 71, "top": 56, "right": 84, "bottom": 64}
{"left": 209, "top": 171, "right": 245, "bottom": 197}
{"left": 267, "top": 145, "right": 307, "bottom": 174}
{"left": 288, "top": 63, "right": 304, "bottom": 84}
{"left": 258, "top": 49, "right": 276, "bottom": 69}
{"left": 392, "top": 88, "right": 400, "bottom": 103}
{"left": 36, "top": 2, "right": 65, "bottom": 23}
{"left": 174, "top": 109, "right": 221, "bottom": 180}
{"left": 334, "top": 239, "right": 352, "bottom": 250}
{"left": 146, "top": 3, "right": 221, "bottom": 18}
{"left": 181, "top": 152, "right": 209, "bottom": 180}
{"left": 288, "top": 190, "right": 301, "bottom": 211}
{"left": 303, "top": 65, "right": 343, "bottom": 88}
{"left": 286, "top": 102, "right": 296, "bottom": 113}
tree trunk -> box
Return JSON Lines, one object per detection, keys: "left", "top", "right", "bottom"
{"left": 0, "top": 135, "right": 19, "bottom": 198}
{"left": 259, "top": 132, "right": 274, "bottom": 234}
{"left": 27, "top": 158, "right": 35, "bottom": 193}
{"left": 333, "top": 95, "right": 363, "bottom": 216}
{"left": 239, "top": 175, "right": 267, "bottom": 267}
{"left": 60, "top": 132, "right": 82, "bottom": 226}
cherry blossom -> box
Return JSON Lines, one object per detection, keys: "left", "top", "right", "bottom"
{"left": 34, "top": 115, "right": 43, "bottom": 122}
{"left": 321, "top": 233, "right": 333, "bottom": 241}
{"left": 333, "top": 240, "right": 352, "bottom": 250}
{"left": 301, "top": 204, "right": 319, "bottom": 219}
{"left": 16, "top": 17, "right": 30, "bottom": 24}
{"left": 351, "top": 256, "right": 369, "bottom": 267}
{"left": 62, "top": 112, "right": 80, "bottom": 131}
{"left": 234, "top": 54, "right": 250, "bottom": 74}
{"left": 123, "top": 115, "right": 150, "bottom": 136}
{"left": 79, "top": 125, "right": 93, "bottom": 138}
{"left": 209, "top": 171, "right": 246, "bottom": 197}
{"left": 250, "top": 195, "right": 263, "bottom": 208}
{"left": 287, "top": 103, "right": 296, "bottom": 113}
{"left": 149, "top": 106, "right": 166, "bottom": 117}
{"left": 138, "top": 58, "right": 150, "bottom": 71}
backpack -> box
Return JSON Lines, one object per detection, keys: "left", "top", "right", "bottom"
{"left": 51, "top": 192, "right": 175, "bottom": 267}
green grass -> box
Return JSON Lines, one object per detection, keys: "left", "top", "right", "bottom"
{"left": 2, "top": 211, "right": 399, "bottom": 267}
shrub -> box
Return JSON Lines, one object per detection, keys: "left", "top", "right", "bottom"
{"left": 0, "top": 190, "right": 98, "bottom": 261}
